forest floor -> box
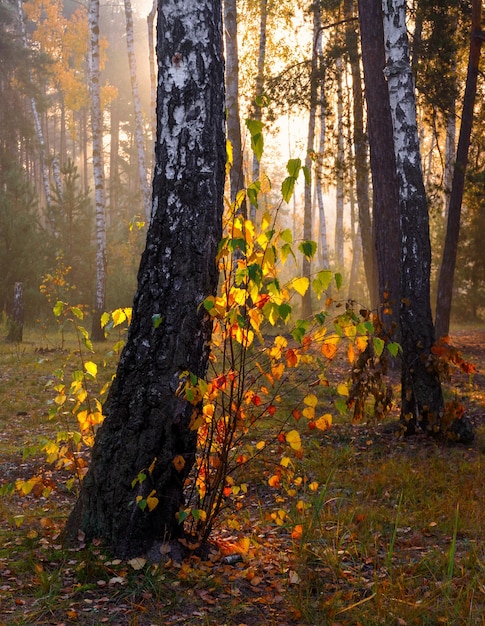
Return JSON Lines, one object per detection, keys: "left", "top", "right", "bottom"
{"left": 0, "top": 325, "right": 484, "bottom": 625}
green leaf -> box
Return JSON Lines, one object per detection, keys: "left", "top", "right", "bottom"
{"left": 279, "top": 303, "right": 292, "bottom": 321}
{"left": 373, "top": 336, "right": 385, "bottom": 357}
{"left": 246, "top": 119, "right": 264, "bottom": 161}
{"left": 286, "top": 158, "right": 302, "bottom": 178}
{"left": 334, "top": 273, "right": 343, "bottom": 290}
{"left": 152, "top": 313, "right": 163, "bottom": 329}
{"left": 281, "top": 176, "right": 296, "bottom": 203}
{"left": 387, "top": 341, "right": 401, "bottom": 357}
{"left": 53, "top": 301, "right": 65, "bottom": 317}
{"left": 298, "top": 240, "right": 317, "bottom": 260}
{"left": 302, "top": 165, "right": 311, "bottom": 185}
{"left": 71, "top": 306, "right": 83, "bottom": 320}
{"left": 280, "top": 228, "right": 293, "bottom": 244}
{"left": 100, "top": 312, "right": 110, "bottom": 328}
{"left": 177, "top": 509, "right": 189, "bottom": 525}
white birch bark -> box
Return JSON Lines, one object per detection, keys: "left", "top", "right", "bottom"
{"left": 88, "top": 0, "right": 107, "bottom": 340}
{"left": 124, "top": 0, "right": 151, "bottom": 221}
{"left": 382, "top": 0, "right": 443, "bottom": 430}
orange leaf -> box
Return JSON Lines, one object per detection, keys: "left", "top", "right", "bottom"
{"left": 285, "top": 349, "right": 298, "bottom": 367}
{"left": 291, "top": 524, "right": 303, "bottom": 540}
{"left": 173, "top": 455, "right": 186, "bottom": 472}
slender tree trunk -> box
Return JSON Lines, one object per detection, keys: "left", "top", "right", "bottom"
{"left": 15, "top": 0, "right": 52, "bottom": 213}
{"left": 250, "top": 0, "right": 267, "bottom": 222}
{"left": 435, "top": 0, "right": 483, "bottom": 340}
{"left": 382, "top": 0, "right": 443, "bottom": 433}
{"left": 334, "top": 56, "right": 345, "bottom": 272}
{"left": 64, "top": 0, "right": 225, "bottom": 559}
{"left": 124, "top": 0, "right": 151, "bottom": 221}
{"left": 357, "top": 0, "right": 401, "bottom": 336}
{"left": 315, "top": 58, "right": 330, "bottom": 271}
{"left": 344, "top": 0, "right": 377, "bottom": 306}
{"left": 224, "top": 0, "right": 246, "bottom": 213}
{"left": 88, "top": 0, "right": 107, "bottom": 341}
{"left": 147, "top": 0, "right": 157, "bottom": 146}
{"left": 302, "top": 3, "right": 321, "bottom": 319}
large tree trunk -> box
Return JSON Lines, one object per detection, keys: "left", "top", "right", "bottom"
{"left": 64, "top": 0, "right": 225, "bottom": 559}
{"left": 434, "top": 0, "right": 483, "bottom": 340}
{"left": 124, "top": 0, "right": 151, "bottom": 221}
{"left": 88, "top": 0, "right": 107, "bottom": 342}
{"left": 357, "top": 0, "right": 401, "bottom": 335}
{"left": 382, "top": 0, "right": 443, "bottom": 433}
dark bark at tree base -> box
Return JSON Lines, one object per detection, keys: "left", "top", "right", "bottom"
{"left": 63, "top": 0, "right": 225, "bottom": 559}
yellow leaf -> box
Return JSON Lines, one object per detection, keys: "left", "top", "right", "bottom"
{"left": 302, "top": 406, "right": 315, "bottom": 420}
{"left": 315, "top": 414, "right": 332, "bottom": 431}
{"left": 309, "top": 481, "right": 319, "bottom": 491}
{"left": 304, "top": 393, "right": 318, "bottom": 407}
{"left": 146, "top": 490, "right": 159, "bottom": 512}
{"left": 337, "top": 383, "right": 349, "bottom": 397}
{"left": 291, "top": 276, "right": 310, "bottom": 296}
{"left": 238, "top": 536, "right": 251, "bottom": 554}
{"left": 286, "top": 429, "right": 302, "bottom": 451}
{"left": 255, "top": 440, "right": 266, "bottom": 450}
{"left": 85, "top": 361, "right": 97, "bottom": 378}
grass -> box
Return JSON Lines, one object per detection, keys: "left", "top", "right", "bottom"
{"left": 0, "top": 324, "right": 484, "bottom": 624}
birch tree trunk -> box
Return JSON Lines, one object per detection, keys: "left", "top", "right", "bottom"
{"left": 124, "top": 0, "right": 152, "bottom": 221}
{"left": 64, "top": 0, "right": 225, "bottom": 559}
{"left": 88, "top": 0, "right": 107, "bottom": 342}
{"left": 434, "top": 0, "right": 483, "bottom": 340}
{"left": 382, "top": 0, "right": 443, "bottom": 433}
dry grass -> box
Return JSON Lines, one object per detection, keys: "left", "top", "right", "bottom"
{"left": 0, "top": 325, "right": 484, "bottom": 625}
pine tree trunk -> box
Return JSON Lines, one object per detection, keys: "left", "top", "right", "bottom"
{"left": 64, "top": 0, "right": 225, "bottom": 559}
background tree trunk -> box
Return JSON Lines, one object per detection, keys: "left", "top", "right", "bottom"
{"left": 358, "top": 0, "right": 401, "bottom": 335}
{"left": 64, "top": 0, "right": 225, "bottom": 559}
{"left": 89, "top": 0, "right": 107, "bottom": 342}
{"left": 224, "top": 0, "right": 246, "bottom": 212}
{"left": 434, "top": 0, "right": 483, "bottom": 340}
{"left": 344, "top": 0, "right": 377, "bottom": 307}
{"left": 124, "top": 0, "right": 151, "bottom": 221}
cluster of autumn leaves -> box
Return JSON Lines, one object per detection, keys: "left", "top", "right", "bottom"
{"left": 10, "top": 189, "right": 399, "bottom": 546}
